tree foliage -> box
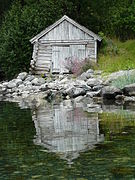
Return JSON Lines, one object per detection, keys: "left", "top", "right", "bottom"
{"left": 0, "top": 0, "right": 135, "bottom": 79}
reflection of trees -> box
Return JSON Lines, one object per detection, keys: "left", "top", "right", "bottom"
{"left": 32, "top": 101, "right": 104, "bottom": 163}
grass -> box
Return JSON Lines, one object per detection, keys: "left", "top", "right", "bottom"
{"left": 98, "top": 40, "right": 135, "bottom": 73}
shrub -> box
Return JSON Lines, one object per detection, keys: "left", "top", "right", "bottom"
{"left": 81, "top": 59, "right": 97, "bottom": 73}
{"left": 64, "top": 57, "right": 97, "bottom": 76}
{"left": 98, "top": 32, "right": 119, "bottom": 56}
{"left": 0, "top": 0, "right": 72, "bottom": 79}
{"left": 111, "top": 72, "right": 135, "bottom": 89}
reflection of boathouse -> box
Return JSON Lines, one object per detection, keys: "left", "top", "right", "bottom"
{"left": 32, "top": 101, "right": 104, "bottom": 162}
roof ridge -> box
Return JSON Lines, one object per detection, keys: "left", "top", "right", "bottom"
{"left": 30, "top": 15, "right": 101, "bottom": 43}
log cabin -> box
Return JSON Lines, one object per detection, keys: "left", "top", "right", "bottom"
{"left": 30, "top": 15, "right": 101, "bottom": 75}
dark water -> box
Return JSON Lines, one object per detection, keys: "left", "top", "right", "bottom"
{"left": 0, "top": 101, "right": 135, "bottom": 179}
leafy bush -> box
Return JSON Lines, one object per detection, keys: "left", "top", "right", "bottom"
{"left": 111, "top": 72, "right": 135, "bottom": 89}
{"left": 64, "top": 57, "right": 97, "bottom": 76}
{"left": 81, "top": 59, "right": 97, "bottom": 73}
{"left": 0, "top": 0, "right": 73, "bottom": 79}
{"left": 64, "top": 57, "right": 85, "bottom": 75}
{"left": 98, "top": 32, "right": 119, "bottom": 56}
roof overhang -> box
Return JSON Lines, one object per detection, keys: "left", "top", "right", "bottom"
{"left": 30, "top": 15, "right": 102, "bottom": 44}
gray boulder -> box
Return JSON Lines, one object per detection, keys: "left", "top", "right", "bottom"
{"left": 102, "top": 86, "right": 122, "bottom": 99}
{"left": 78, "top": 69, "right": 94, "bottom": 81}
{"left": 115, "top": 95, "right": 125, "bottom": 101}
{"left": 124, "top": 96, "right": 135, "bottom": 102}
{"left": 40, "top": 84, "right": 48, "bottom": 91}
{"left": 86, "top": 90, "right": 101, "bottom": 98}
{"left": 17, "top": 72, "right": 28, "bottom": 81}
{"left": 66, "top": 87, "right": 86, "bottom": 98}
{"left": 31, "top": 77, "right": 45, "bottom": 86}
{"left": 25, "top": 75, "right": 35, "bottom": 82}
{"left": 84, "top": 103, "right": 102, "bottom": 113}
{"left": 7, "top": 79, "right": 22, "bottom": 88}
{"left": 93, "top": 85, "right": 103, "bottom": 91}
{"left": 0, "top": 84, "right": 6, "bottom": 95}
{"left": 123, "top": 83, "right": 135, "bottom": 96}
{"left": 78, "top": 72, "right": 88, "bottom": 81}
{"left": 87, "top": 78, "right": 103, "bottom": 87}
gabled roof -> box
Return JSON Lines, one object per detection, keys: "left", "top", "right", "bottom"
{"left": 30, "top": 15, "right": 102, "bottom": 43}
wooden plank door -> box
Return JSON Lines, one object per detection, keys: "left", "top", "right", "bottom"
{"left": 52, "top": 46, "right": 60, "bottom": 73}
{"left": 52, "top": 46, "right": 70, "bottom": 73}
{"left": 70, "top": 45, "right": 86, "bottom": 61}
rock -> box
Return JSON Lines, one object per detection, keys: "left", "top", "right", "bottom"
{"left": 104, "top": 69, "right": 135, "bottom": 84}
{"left": 17, "top": 72, "right": 28, "bottom": 81}
{"left": 31, "top": 77, "right": 45, "bottom": 86}
{"left": 59, "top": 77, "right": 69, "bottom": 84}
{"left": 40, "top": 84, "right": 48, "bottom": 91}
{"left": 93, "top": 85, "right": 103, "bottom": 91}
{"left": 87, "top": 78, "right": 102, "bottom": 87}
{"left": 93, "top": 97, "right": 103, "bottom": 104}
{"left": 102, "top": 86, "right": 122, "bottom": 99}
{"left": 86, "top": 90, "right": 101, "bottom": 98}
{"left": 74, "top": 80, "right": 91, "bottom": 91}
{"left": 123, "top": 83, "right": 135, "bottom": 96}
{"left": 66, "top": 87, "right": 86, "bottom": 98}
{"left": 78, "top": 72, "right": 88, "bottom": 81}
{"left": 25, "top": 75, "right": 35, "bottom": 82}
{"left": 58, "top": 75, "right": 65, "bottom": 80}
{"left": 124, "top": 96, "right": 135, "bottom": 102}
{"left": 115, "top": 95, "right": 125, "bottom": 101}
{"left": 84, "top": 103, "right": 102, "bottom": 113}
{"left": 74, "top": 96, "right": 84, "bottom": 102}
{"left": 24, "top": 81, "right": 32, "bottom": 86}
{"left": 86, "top": 69, "right": 94, "bottom": 74}
{"left": 0, "top": 84, "right": 6, "bottom": 95}
{"left": 94, "top": 70, "right": 102, "bottom": 75}
{"left": 7, "top": 79, "right": 22, "bottom": 88}
{"left": 48, "top": 82, "right": 58, "bottom": 90}
{"left": 66, "top": 95, "right": 70, "bottom": 99}
{"left": 2, "top": 82, "right": 8, "bottom": 87}
{"left": 78, "top": 69, "right": 94, "bottom": 81}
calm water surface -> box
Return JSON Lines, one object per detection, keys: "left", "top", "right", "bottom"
{"left": 0, "top": 101, "right": 135, "bottom": 179}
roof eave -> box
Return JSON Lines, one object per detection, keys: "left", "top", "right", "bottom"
{"left": 30, "top": 15, "right": 102, "bottom": 43}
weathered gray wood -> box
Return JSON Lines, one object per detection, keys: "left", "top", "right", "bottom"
{"left": 30, "top": 15, "right": 101, "bottom": 43}
{"left": 40, "top": 20, "right": 94, "bottom": 41}
{"left": 30, "top": 15, "right": 101, "bottom": 75}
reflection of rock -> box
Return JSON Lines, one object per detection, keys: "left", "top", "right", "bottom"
{"left": 32, "top": 101, "right": 104, "bottom": 163}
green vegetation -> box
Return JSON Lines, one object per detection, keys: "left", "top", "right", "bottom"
{"left": 0, "top": 0, "right": 135, "bottom": 79}
{"left": 98, "top": 40, "right": 135, "bottom": 74}
{"left": 111, "top": 72, "right": 135, "bottom": 89}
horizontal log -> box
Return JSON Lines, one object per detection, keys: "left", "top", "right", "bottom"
{"left": 38, "top": 46, "right": 52, "bottom": 50}
{"left": 37, "top": 57, "right": 51, "bottom": 61}
{"left": 35, "top": 67, "right": 50, "bottom": 71}
{"left": 37, "top": 54, "right": 52, "bottom": 58}
{"left": 39, "top": 39, "right": 95, "bottom": 44}
{"left": 35, "top": 70, "right": 50, "bottom": 75}
{"left": 87, "top": 44, "right": 95, "bottom": 48}
{"left": 35, "top": 64, "right": 51, "bottom": 68}
{"left": 38, "top": 51, "right": 52, "bottom": 55}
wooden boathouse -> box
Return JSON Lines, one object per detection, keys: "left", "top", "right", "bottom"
{"left": 30, "top": 15, "right": 101, "bottom": 74}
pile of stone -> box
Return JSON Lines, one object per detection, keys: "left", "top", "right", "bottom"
{"left": 0, "top": 69, "right": 135, "bottom": 106}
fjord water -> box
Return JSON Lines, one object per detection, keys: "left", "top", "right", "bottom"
{"left": 0, "top": 101, "right": 135, "bottom": 179}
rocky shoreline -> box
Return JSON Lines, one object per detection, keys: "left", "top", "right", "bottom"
{"left": 0, "top": 69, "right": 135, "bottom": 110}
